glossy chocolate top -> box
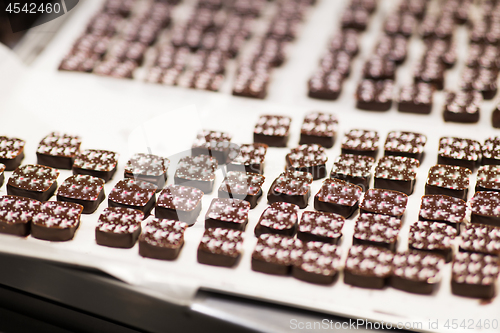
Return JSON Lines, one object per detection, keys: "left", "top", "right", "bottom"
{"left": 360, "top": 188, "right": 408, "bottom": 216}
{"left": 8, "top": 164, "right": 59, "bottom": 192}
{"left": 287, "top": 144, "right": 328, "bottom": 168}
{"left": 476, "top": 165, "right": 500, "bottom": 190}
{"left": 426, "top": 164, "right": 471, "bottom": 190}
{"left": 331, "top": 154, "right": 374, "bottom": 178}
{"left": 97, "top": 207, "right": 144, "bottom": 234}
{"left": 444, "top": 91, "right": 482, "bottom": 115}
{"left": 141, "top": 218, "right": 187, "bottom": 248}
{"left": 293, "top": 242, "right": 341, "bottom": 276}
{"left": 470, "top": 191, "right": 500, "bottom": 217}
{"left": 271, "top": 170, "right": 313, "bottom": 196}
{"left": 419, "top": 195, "right": 466, "bottom": 223}
{"left": 0, "top": 136, "right": 25, "bottom": 160}
{"left": 219, "top": 171, "right": 265, "bottom": 196}
{"left": 192, "top": 130, "right": 232, "bottom": 151}
{"left": 157, "top": 184, "right": 203, "bottom": 212}
{"left": 109, "top": 179, "right": 157, "bottom": 207}
{"left": 393, "top": 250, "right": 444, "bottom": 282}
{"left": 259, "top": 202, "right": 299, "bottom": 231}
{"left": 206, "top": 198, "right": 250, "bottom": 224}
{"left": 341, "top": 129, "right": 379, "bottom": 153}
{"left": 438, "top": 137, "right": 481, "bottom": 164}
{"left": 316, "top": 178, "right": 362, "bottom": 206}
{"left": 32, "top": 201, "right": 83, "bottom": 228}
{"left": 356, "top": 79, "right": 394, "bottom": 103}
{"left": 125, "top": 153, "right": 169, "bottom": 177}
{"left": 452, "top": 252, "right": 499, "bottom": 286}
{"left": 252, "top": 234, "right": 303, "bottom": 265}
{"left": 73, "top": 149, "right": 119, "bottom": 172}
{"left": 58, "top": 175, "right": 104, "bottom": 201}
{"left": 398, "top": 83, "right": 434, "bottom": 106}
{"left": 37, "top": 132, "right": 81, "bottom": 158}
{"left": 199, "top": 228, "right": 244, "bottom": 257}
{"left": 375, "top": 156, "right": 419, "bottom": 181}
{"left": 384, "top": 131, "right": 427, "bottom": 155}
{"left": 299, "top": 211, "right": 344, "bottom": 239}
{"left": 301, "top": 111, "right": 338, "bottom": 138}
{"left": 231, "top": 143, "right": 267, "bottom": 166}
{"left": 175, "top": 155, "right": 218, "bottom": 181}
{"left": 353, "top": 213, "right": 402, "bottom": 244}
{"left": 482, "top": 136, "right": 500, "bottom": 161}
{"left": 408, "top": 221, "right": 456, "bottom": 251}
{"left": 461, "top": 224, "right": 500, "bottom": 256}
{"left": 254, "top": 115, "right": 291, "bottom": 137}
{"left": 0, "top": 195, "right": 40, "bottom": 224}
{"left": 345, "top": 244, "right": 394, "bottom": 277}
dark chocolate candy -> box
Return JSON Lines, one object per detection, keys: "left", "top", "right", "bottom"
{"left": 36, "top": 132, "right": 81, "bottom": 170}
{"left": 437, "top": 137, "right": 481, "bottom": 170}
{"left": 93, "top": 60, "right": 137, "bottom": 79}
{"left": 397, "top": 83, "right": 434, "bottom": 114}
{"left": 192, "top": 130, "right": 233, "bottom": 164}
{"left": 0, "top": 163, "right": 4, "bottom": 188}
{"left": 390, "top": 250, "right": 444, "bottom": 295}
{"left": 197, "top": 228, "right": 244, "bottom": 267}
{"left": 328, "top": 29, "right": 359, "bottom": 57}
{"left": 363, "top": 56, "right": 396, "bottom": 81}
{"left": 124, "top": 153, "right": 169, "bottom": 190}
{"left": 419, "top": 14, "right": 455, "bottom": 40}
{"left": 0, "top": 195, "right": 40, "bottom": 236}
{"left": 466, "top": 44, "right": 500, "bottom": 70}
{"left": 232, "top": 68, "right": 270, "bottom": 99}
{"left": 330, "top": 154, "right": 374, "bottom": 191}
{"left": 470, "top": 191, "right": 500, "bottom": 227}
{"left": 218, "top": 171, "right": 264, "bottom": 208}
{"left": 408, "top": 221, "right": 457, "bottom": 262}
{"left": 292, "top": 242, "right": 341, "bottom": 285}
{"left": 425, "top": 39, "right": 456, "bottom": 69}
{"left": 286, "top": 144, "right": 328, "bottom": 180}
{"left": 482, "top": 137, "right": 500, "bottom": 165}
{"left": 460, "top": 67, "right": 498, "bottom": 100}
{"left": 355, "top": 79, "right": 394, "bottom": 111}
{"left": 451, "top": 252, "right": 499, "bottom": 298}
{"left": 476, "top": 165, "right": 500, "bottom": 192}
{"left": 297, "top": 211, "right": 344, "bottom": 244}
{"left": 156, "top": 184, "right": 203, "bottom": 225}
{"left": 267, "top": 170, "right": 313, "bottom": 209}
{"left": 460, "top": 224, "right": 500, "bottom": 256}
{"left": 341, "top": 129, "right": 379, "bottom": 158}
{"left": 139, "top": 218, "right": 188, "bottom": 260}
{"left": 425, "top": 164, "right": 471, "bottom": 200}
{"left": 419, "top": 195, "right": 466, "bottom": 231}
{"left": 7, "top": 164, "right": 59, "bottom": 201}
{"left": 174, "top": 155, "right": 218, "bottom": 194}
{"left": 314, "top": 178, "right": 362, "bottom": 218}
{"left": 299, "top": 111, "right": 338, "bottom": 148}
{"left": 251, "top": 234, "right": 303, "bottom": 275}
{"left": 227, "top": 143, "right": 267, "bottom": 174}
{"left": 31, "top": 201, "right": 83, "bottom": 241}
{"left": 374, "top": 156, "right": 419, "bottom": 195}
{"left": 443, "top": 91, "right": 482, "bottom": 123}
{"left": 493, "top": 108, "right": 500, "bottom": 128}
{"left": 308, "top": 70, "right": 344, "bottom": 100}
{"left": 205, "top": 198, "right": 250, "bottom": 231}
{"left": 255, "top": 202, "right": 299, "bottom": 237}
{"left": 73, "top": 149, "right": 119, "bottom": 183}
{"left": 414, "top": 56, "right": 445, "bottom": 90}
{"left": 344, "top": 244, "right": 394, "bottom": 289}
{"left": 384, "top": 130, "right": 427, "bottom": 161}
{"left": 341, "top": 8, "right": 370, "bottom": 31}
{"left": 318, "top": 51, "right": 351, "bottom": 78}
{"left": 57, "top": 175, "right": 105, "bottom": 214}
{"left": 359, "top": 188, "right": 408, "bottom": 218}
{"left": 399, "top": 0, "right": 427, "bottom": 20}
{"left": 254, "top": 115, "right": 291, "bottom": 147}
{"left": 353, "top": 213, "right": 402, "bottom": 251}
{"left": 374, "top": 34, "right": 408, "bottom": 64}
{"left": 0, "top": 136, "right": 25, "bottom": 171}
{"left": 95, "top": 207, "right": 144, "bottom": 248}
{"left": 383, "top": 12, "right": 416, "bottom": 38}
{"left": 108, "top": 179, "right": 157, "bottom": 217}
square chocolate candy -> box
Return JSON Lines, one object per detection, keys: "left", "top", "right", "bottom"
{"left": 308, "top": 70, "right": 344, "bottom": 101}
{"left": 330, "top": 154, "right": 374, "bottom": 191}
{"left": 397, "top": 83, "right": 434, "bottom": 114}
{"left": 374, "top": 35, "right": 408, "bottom": 65}
{"left": 419, "top": 195, "right": 466, "bottom": 231}
{"left": 344, "top": 244, "right": 394, "bottom": 289}
{"left": 362, "top": 56, "right": 396, "bottom": 81}
{"left": 156, "top": 184, "right": 203, "bottom": 225}
{"left": 359, "top": 188, "right": 408, "bottom": 218}
{"left": 460, "top": 224, "right": 500, "bottom": 256}
{"left": 314, "top": 178, "right": 362, "bottom": 218}
{"left": 197, "top": 228, "right": 244, "bottom": 267}
{"left": 218, "top": 171, "right": 265, "bottom": 208}
{"left": 438, "top": 137, "right": 481, "bottom": 170}
{"left": 341, "top": 8, "right": 370, "bottom": 31}
{"left": 251, "top": 234, "right": 303, "bottom": 275}
{"left": 124, "top": 153, "right": 169, "bottom": 189}
{"left": 205, "top": 198, "right": 250, "bottom": 230}
{"left": 57, "top": 175, "right": 105, "bottom": 214}
{"left": 192, "top": 130, "right": 233, "bottom": 164}
{"left": 482, "top": 137, "right": 500, "bottom": 165}
{"left": 174, "top": 155, "right": 218, "bottom": 194}
{"left": 73, "top": 149, "right": 119, "bottom": 183}
{"left": 254, "top": 115, "right": 292, "bottom": 147}
{"left": 384, "top": 130, "right": 427, "bottom": 161}
{"left": 353, "top": 213, "right": 402, "bottom": 251}
{"left": 292, "top": 242, "right": 341, "bottom": 285}
{"left": 460, "top": 67, "right": 497, "bottom": 100}
{"left": 390, "top": 250, "right": 445, "bottom": 295}
{"left": 299, "top": 111, "right": 338, "bottom": 148}
{"left": 227, "top": 143, "right": 267, "bottom": 174}
{"left": 0, "top": 136, "right": 25, "bottom": 171}
{"left": 255, "top": 202, "right": 299, "bottom": 237}
{"left": 442, "top": 91, "right": 481, "bottom": 123}
{"left": 7, "top": 164, "right": 59, "bottom": 201}
{"left": 0, "top": 195, "right": 41, "bottom": 236}
{"left": 470, "top": 191, "right": 500, "bottom": 227}
{"left": 139, "top": 218, "right": 188, "bottom": 260}
{"left": 408, "top": 221, "right": 457, "bottom": 262}
{"left": 96, "top": 207, "right": 144, "bottom": 248}
{"left": 31, "top": 201, "right": 83, "bottom": 241}
{"left": 108, "top": 179, "right": 157, "bottom": 217}
{"left": 36, "top": 132, "right": 82, "bottom": 170}
{"left": 425, "top": 164, "right": 471, "bottom": 200}
{"left": 374, "top": 156, "right": 419, "bottom": 195}
{"left": 414, "top": 56, "right": 445, "bottom": 90}
{"left": 267, "top": 170, "right": 313, "bottom": 209}
{"left": 451, "top": 252, "right": 499, "bottom": 299}
{"left": 286, "top": 144, "right": 328, "bottom": 180}
{"left": 341, "top": 129, "right": 379, "bottom": 158}
{"left": 476, "top": 165, "right": 500, "bottom": 192}
{"left": 297, "top": 211, "right": 344, "bottom": 244}
{"left": 355, "top": 79, "right": 394, "bottom": 111}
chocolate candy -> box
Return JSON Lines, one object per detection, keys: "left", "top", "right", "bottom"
{"left": 414, "top": 56, "right": 445, "bottom": 90}
{"left": 297, "top": 211, "right": 344, "bottom": 244}
{"left": 443, "top": 91, "right": 482, "bottom": 123}
{"left": 466, "top": 44, "right": 500, "bottom": 70}
{"left": 341, "top": 8, "right": 370, "bottom": 31}
{"left": 374, "top": 35, "right": 408, "bottom": 65}
{"left": 460, "top": 67, "right": 498, "bottom": 100}
{"left": 344, "top": 244, "right": 394, "bottom": 289}
{"left": 482, "top": 136, "right": 500, "bottom": 165}
{"left": 420, "top": 14, "right": 455, "bottom": 40}
{"left": 362, "top": 56, "right": 396, "bottom": 81}
{"left": 73, "top": 149, "right": 119, "bottom": 183}
{"left": 0, "top": 195, "right": 40, "bottom": 236}
{"left": 437, "top": 137, "right": 481, "bottom": 170}
{"left": 108, "top": 179, "right": 157, "bottom": 217}
{"left": 7, "top": 165, "right": 59, "bottom": 201}
{"left": 425, "top": 39, "right": 456, "bottom": 69}
{"left": 31, "top": 201, "right": 83, "bottom": 241}
{"left": 205, "top": 198, "right": 251, "bottom": 230}
{"left": 383, "top": 12, "right": 416, "bottom": 38}
{"left": 218, "top": 171, "right": 265, "bottom": 208}
{"left": 139, "top": 218, "right": 188, "bottom": 260}
{"left": 308, "top": 70, "right": 344, "bottom": 100}
{"left": 36, "top": 132, "right": 81, "bottom": 170}
{"left": 314, "top": 178, "right": 362, "bottom": 218}
{"left": 267, "top": 170, "right": 313, "bottom": 209}
{"left": 460, "top": 224, "right": 500, "bottom": 256}
{"left": 355, "top": 79, "right": 394, "bottom": 111}
{"left": 330, "top": 154, "right": 374, "bottom": 191}
{"left": 174, "top": 155, "right": 218, "bottom": 194}
{"left": 328, "top": 29, "right": 359, "bottom": 57}
{"left": 493, "top": 108, "right": 500, "bottom": 129}
{"left": 232, "top": 67, "right": 270, "bottom": 99}
{"left": 397, "top": 83, "right": 434, "bottom": 114}
{"left": 353, "top": 213, "right": 401, "bottom": 251}
{"left": 124, "top": 153, "right": 169, "bottom": 189}
{"left": 0, "top": 163, "right": 4, "bottom": 188}
{"left": 399, "top": 0, "right": 427, "bottom": 20}
{"left": 254, "top": 115, "right": 291, "bottom": 147}
{"left": 251, "top": 234, "right": 303, "bottom": 275}
{"left": 384, "top": 130, "right": 427, "bottom": 161}
{"left": 197, "top": 228, "right": 244, "bottom": 267}
{"left": 349, "top": 0, "right": 377, "bottom": 14}
{"left": 0, "top": 136, "right": 25, "bottom": 171}
{"left": 359, "top": 188, "right": 408, "bottom": 218}
{"left": 255, "top": 202, "right": 299, "bottom": 237}
{"left": 425, "top": 164, "right": 471, "bottom": 200}
{"left": 96, "top": 207, "right": 144, "bottom": 248}
{"left": 57, "top": 175, "right": 105, "bottom": 214}
{"left": 419, "top": 195, "right": 466, "bottom": 231}
{"left": 470, "top": 191, "right": 500, "bottom": 227}
{"left": 476, "top": 165, "right": 500, "bottom": 192}
{"left": 299, "top": 111, "right": 338, "bottom": 148}
{"left": 156, "top": 185, "right": 203, "bottom": 225}
{"left": 292, "top": 242, "right": 341, "bottom": 285}
{"left": 286, "top": 144, "right": 328, "bottom": 180}
{"left": 192, "top": 130, "right": 233, "bottom": 164}
{"left": 451, "top": 252, "right": 499, "bottom": 298}
{"left": 227, "top": 143, "right": 267, "bottom": 174}
{"left": 341, "top": 129, "right": 379, "bottom": 158}
{"left": 318, "top": 51, "right": 351, "bottom": 78}
{"left": 374, "top": 156, "right": 419, "bottom": 195}
{"left": 390, "top": 250, "right": 444, "bottom": 295}
{"left": 408, "top": 221, "right": 457, "bottom": 262}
